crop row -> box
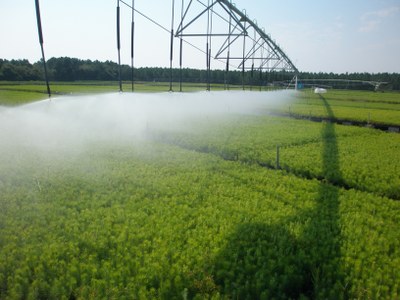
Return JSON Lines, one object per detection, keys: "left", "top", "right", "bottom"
{"left": 151, "top": 114, "right": 399, "bottom": 199}
{"left": 280, "top": 129, "right": 400, "bottom": 199}
{"left": 273, "top": 103, "right": 400, "bottom": 126}
{"left": 1, "top": 141, "right": 399, "bottom": 299}
{"left": 151, "top": 114, "right": 364, "bottom": 158}
{"left": 300, "top": 96, "right": 400, "bottom": 112}
{"left": 266, "top": 90, "right": 400, "bottom": 126}
{"left": 297, "top": 89, "right": 400, "bottom": 104}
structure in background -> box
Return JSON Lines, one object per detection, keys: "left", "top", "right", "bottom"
{"left": 119, "top": 0, "right": 298, "bottom": 91}
{"left": 34, "top": 0, "right": 51, "bottom": 98}
{"left": 34, "top": 0, "right": 299, "bottom": 93}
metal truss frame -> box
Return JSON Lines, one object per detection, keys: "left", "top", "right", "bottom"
{"left": 175, "top": 0, "right": 298, "bottom": 73}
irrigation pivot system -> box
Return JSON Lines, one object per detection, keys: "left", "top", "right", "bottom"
{"left": 175, "top": 0, "right": 298, "bottom": 72}
{"left": 119, "top": 0, "right": 298, "bottom": 91}
{"left": 36, "top": 0, "right": 298, "bottom": 92}
{"left": 34, "top": 0, "right": 51, "bottom": 98}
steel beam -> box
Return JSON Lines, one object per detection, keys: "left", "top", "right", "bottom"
{"left": 175, "top": 0, "right": 298, "bottom": 74}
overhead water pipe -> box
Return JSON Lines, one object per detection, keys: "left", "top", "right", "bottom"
{"left": 225, "top": 1, "right": 232, "bottom": 90}
{"left": 207, "top": 2, "right": 214, "bottom": 91}
{"left": 259, "top": 36, "right": 264, "bottom": 91}
{"left": 117, "top": 0, "right": 123, "bottom": 92}
{"left": 169, "top": 0, "right": 176, "bottom": 92}
{"left": 34, "top": 0, "right": 51, "bottom": 98}
{"left": 131, "top": 0, "right": 135, "bottom": 91}
{"left": 241, "top": 9, "right": 246, "bottom": 90}
{"left": 179, "top": 0, "right": 184, "bottom": 92}
{"left": 206, "top": 0, "right": 211, "bottom": 91}
{"left": 251, "top": 21, "right": 256, "bottom": 91}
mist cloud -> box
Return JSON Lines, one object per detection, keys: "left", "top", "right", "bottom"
{"left": 0, "top": 90, "right": 294, "bottom": 158}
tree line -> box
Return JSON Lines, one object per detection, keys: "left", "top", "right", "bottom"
{"left": 1, "top": 57, "right": 399, "bottom": 90}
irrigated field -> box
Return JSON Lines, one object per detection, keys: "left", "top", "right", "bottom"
{"left": 0, "top": 81, "right": 268, "bottom": 106}
{"left": 0, "top": 89, "right": 399, "bottom": 299}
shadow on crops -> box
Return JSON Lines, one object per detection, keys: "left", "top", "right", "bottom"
{"left": 211, "top": 95, "right": 346, "bottom": 298}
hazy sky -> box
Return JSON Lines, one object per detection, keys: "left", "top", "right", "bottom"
{"left": 1, "top": 0, "right": 399, "bottom": 73}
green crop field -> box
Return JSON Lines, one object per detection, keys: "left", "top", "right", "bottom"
{"left": 0, "top": 81, "right": 278, "bottom": 106}
{"left": 0, "top": 87, "right": 399, "bottom": 299}
{"left": 270, "top": 89, "right": 400, "bottom": 126}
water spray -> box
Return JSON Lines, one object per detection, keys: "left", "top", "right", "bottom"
{"left": 34, "top": 0, "right": 51, "bottom": 98}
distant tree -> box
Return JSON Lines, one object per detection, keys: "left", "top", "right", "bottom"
{"left": 0, "top": 59, "right": 40, "bottom": 81}
{"left": 1, "top": 57, "right": 399, "bottom": 90}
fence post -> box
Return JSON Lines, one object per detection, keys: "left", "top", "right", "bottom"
{"left": 276, "top": 145, "right": 280, "bottom": 169}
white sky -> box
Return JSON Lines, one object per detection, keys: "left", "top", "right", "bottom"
{"left": 0, "top": 0, "right": 399, "bottom": 73}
